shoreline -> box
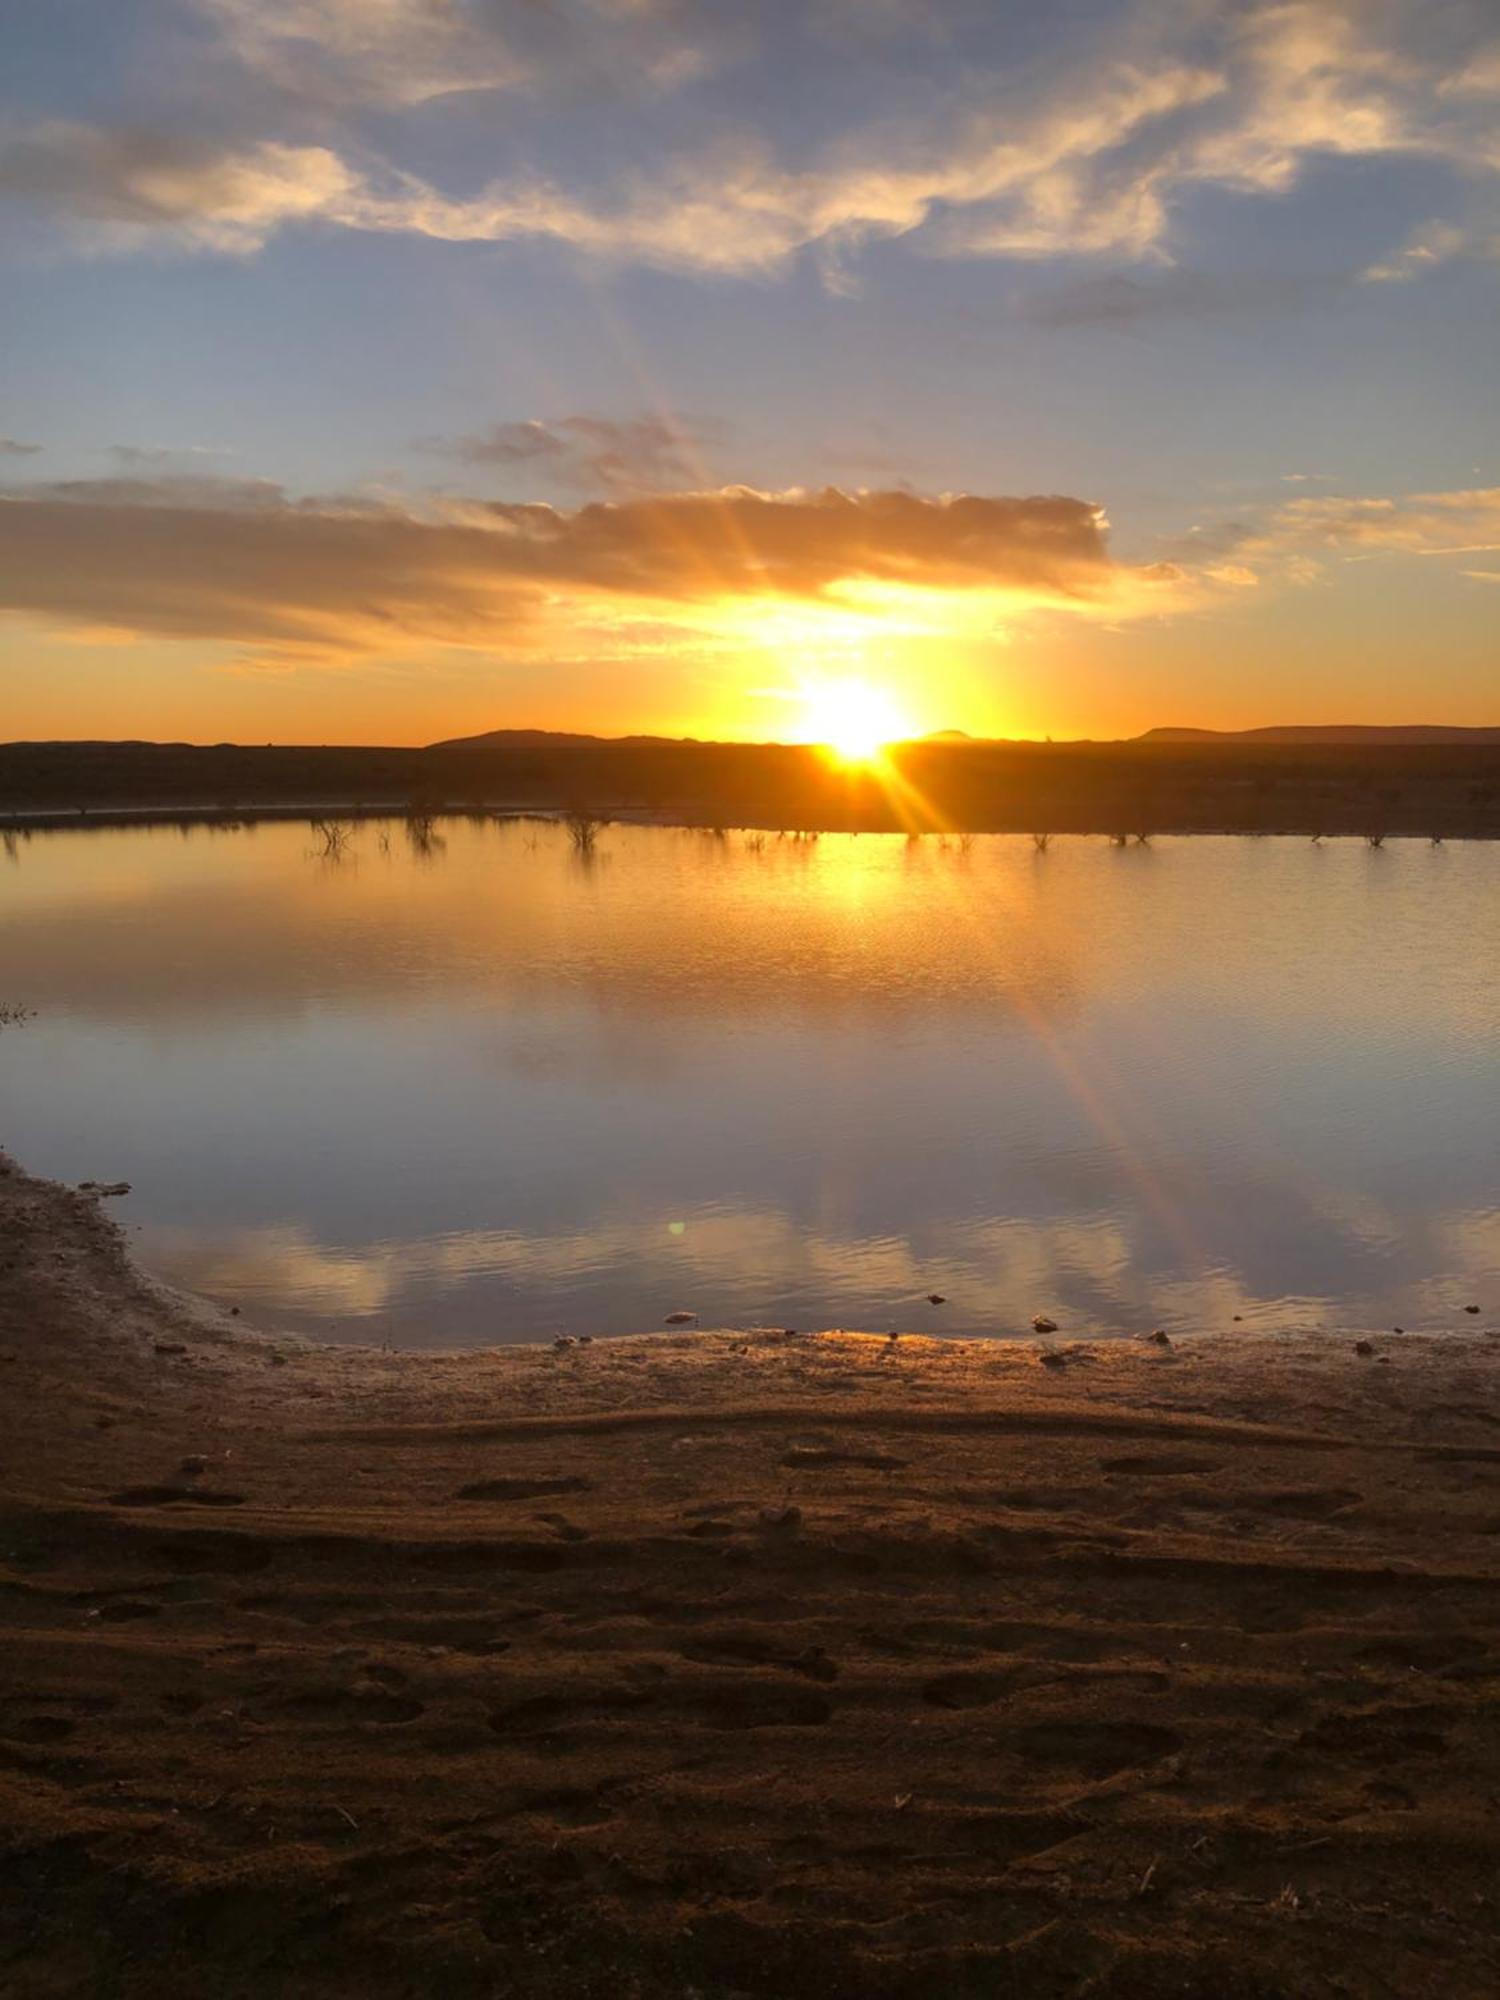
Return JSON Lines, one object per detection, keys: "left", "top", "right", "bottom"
{"left": 5, "top": 802, "right": 1500, "bottom": 842}
{"left": 3, "top": 1152, "right": 1499, "bottom": 1995}
{"left": 7, "top": 737, "right": 1500, "bottom": 843}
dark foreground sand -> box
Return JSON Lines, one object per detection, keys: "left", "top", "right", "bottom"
{"left": 3, "top": 1157, "right": 1499, "bottom": 1997}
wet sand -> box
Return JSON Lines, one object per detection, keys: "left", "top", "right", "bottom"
{"left": 3, "top": 1153, "right": 1499, "bottom": 1997}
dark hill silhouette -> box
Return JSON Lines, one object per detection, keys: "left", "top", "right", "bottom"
{"left": 1141, "top": 724, "right": 1500, "bottom": 744}
{"left": 5, "top": 733, "right": 1500, "bottom": 840}
{"left": 428, "top": 727, "right": 703, "bottom": 750}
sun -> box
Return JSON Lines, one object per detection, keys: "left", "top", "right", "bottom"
{"left": 795, "top": 678, "right": 911, "bottom": 764}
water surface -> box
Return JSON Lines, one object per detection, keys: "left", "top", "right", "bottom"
{"left": 2, "top": 818, "right": 1495, "bottom": 1344}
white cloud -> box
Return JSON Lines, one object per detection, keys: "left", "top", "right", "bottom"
{"left": 7, "top": 2, "right": 1500, "bottom": 278}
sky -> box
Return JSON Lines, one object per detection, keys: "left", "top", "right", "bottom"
{"left": 1, "top": 0, "right": 1498, "bottom": 746}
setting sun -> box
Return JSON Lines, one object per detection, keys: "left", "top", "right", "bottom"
{"left": 795, "top": 678, "right": 911, "bottom": 763}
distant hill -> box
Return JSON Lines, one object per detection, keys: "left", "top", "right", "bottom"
{"left": 428, "top": 727, "right": 699, "bottom": 751}
{"left": 1139, "top": 725, "right": 1500, "bottom": 744}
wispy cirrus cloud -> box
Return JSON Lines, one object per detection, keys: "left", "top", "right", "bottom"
{"left": 1165, "top": 483, "right": 1500, "bottom": 585}
{"left": 1018, "top": 266, "right": 1347, "bottom": 328}
{"left": 185, "top": 0, "right": 737, "bottom": 109}
{"left": 423, "top": 413, "right": 721, "bottom": 494}
{"left": 1269, "top": 486, "right": 1500, "bottom": 557}
{"left": 1362, "top": 215, "right": 1500, "bottom": 281}
{"left": 107, "top": 443, "right": 234, "bottom": 467}
{"left": 6, "top": 3, "right": 1499, "bottom": 280}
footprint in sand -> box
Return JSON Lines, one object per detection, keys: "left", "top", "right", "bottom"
{"left": 155, "top": 1534, "right": 273, "bottom": 1574}
{"left": 108, "top": 1485, "right": 246, "bottom": 1508}
{"left": 680, "top": 1632, "right": 840, "bottom": 1682}
{"left": 779, "top": 1446, "right": 909, "bottom": 1471}
{"left": 1099, "top": 1456, "right": 1219, "bottom": 1477}
{"left": 254, "top": 1687, "right": 424, "bottom": 1728}
{"left": 454, "top": 1475, "right": 593, "bottom": 1502}
{"left": 1011, "top": 1720, "right": 1182, "bottom": 1777}
{"left": 921, "top": 1669, "right": 1012, "bottom": 1710}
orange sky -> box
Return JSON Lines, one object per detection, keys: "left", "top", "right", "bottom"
{"left": 3, "top": 2, "right": 1498, "bottom": 744}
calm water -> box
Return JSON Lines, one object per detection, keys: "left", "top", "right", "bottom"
{"left": 1, "top": 818, "right": 1496, "bottom": 1346}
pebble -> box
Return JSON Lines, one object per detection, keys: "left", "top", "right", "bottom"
{"left": 1032, "top": 1315, "right": 1058, "bottom": 1334}
{"left": 663, "top": 1310, "right": 698, "bottom": 1326}
{"left": 1149, "top": 1329, "right": 1172, "bottom": 1346}
{"left": 1354, "top": 1340, "right": 1375, "bottom": 1357}
{"left": 179, "top": 1454, "right": 208, "bottom": 1476}
{"left": 926, "top": 1294, "right": 946, "bottom": 1306}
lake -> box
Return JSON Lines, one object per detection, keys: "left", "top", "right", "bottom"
{"left": 1, "top": 817, "right": 1495, "bottom": 1345}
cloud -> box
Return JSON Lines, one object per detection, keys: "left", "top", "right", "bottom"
{"left": 0, "top": 437, "right": 42, "bottom": 457}
{"left": 1177, "top": 483, "right": 1500, "bottom": 580}
{"left": 186, "top": 0, "right": 737, "bottom": 108}
{"left": 1440, "top": 42, "right": 1500, "bottom": 99}
{"left": 1269, "top": 486, "right": 1500, "bottom": 556}
{"left": 0, "top": 123, "right": 354, "bottom": 252}
{"left": 1018, "top": 267, "right": 1346, "bottom": 328}
{"left": 0, "top": 474, "right": 1178, "bottom": 667}
{"left": 108, "top": 443, "right": 234, "bottom": 466}
{"left": 1362, "top": 216, "right": 1500, "bottom": 281}
{"left": 424, "top": 413, "right": 719, "bottom": 493}
{"left": 10, "top": 2, "right": 1500, "bottom": 277}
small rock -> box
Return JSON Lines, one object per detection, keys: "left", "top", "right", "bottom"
{"left": 1032, "top": 1315, "right": 1058, "bottom": 1334}
{"left": 152, "top": 1340, "right": 187, "bottom": 1357}
{"left": 926, "top": 1293, "right": 947, "bottom": 1306}
{"left": 1148, "top": 1329, "right": 1171, "bottom": 1346}
{"left": 664, "top": 1310, "right": 698, "bottom": 1326}
{"left": 179, "top": 1454, "right": 208, "bottom": 1476}
{"left": 759, "top": 1504, "right": 802, "bottom": 1531}
{"left": 576, "top": 1334, "right": 593, "bottom": 1345}
{"left": 1465, "top": 1305, "right": 1481, "bottom": 1315}
{"left": 1393, "top": 1326, "right": 1404, "bottom": 1334}
{"left": 553, "top": 1335, "right": 577, "bottom": 1350}
{"left": 229, "top": 1306, "right": 241, "bottom": 1317}
{"left": 1232, "top": 1314, "right": 1243, "bottom": 1322}
{"left": 1354, "top": 1340, "right": 1375, "bottom": 1356}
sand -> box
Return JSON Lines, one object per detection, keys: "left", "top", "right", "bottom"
{"left": 2, "top": 1154, "right": 1499, "bottom": 1997}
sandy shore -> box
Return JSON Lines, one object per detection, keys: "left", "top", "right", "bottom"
{"left": 3, "top": 1155, "right": 1499, "bottom": 1996}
